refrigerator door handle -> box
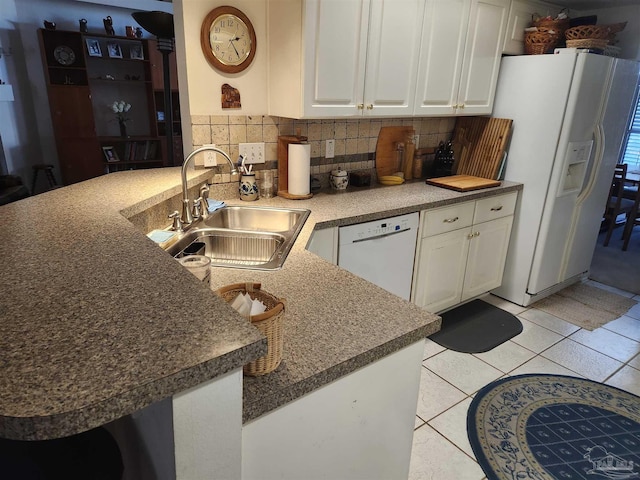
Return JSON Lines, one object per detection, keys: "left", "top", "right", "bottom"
{"left": 577, "top": 126, "right": 603, "bottom": 202}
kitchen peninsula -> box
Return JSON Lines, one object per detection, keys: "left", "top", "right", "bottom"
{"left": 0, "top": 167, "right": 521, "bottom": 478}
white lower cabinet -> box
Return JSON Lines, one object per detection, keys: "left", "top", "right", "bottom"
{"left": 461, "top": 215, "right": 514, "bottom": 301}
{"left": 306, "top": 227, "right": 338, "bottom": 264}
{"left": 241, "top": 341, "right": 424, "bottom": 480}
{"left": 413, "top": 192, "right": 517, "bottom": 312}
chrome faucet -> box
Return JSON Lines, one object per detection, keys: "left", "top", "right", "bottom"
{"left": 180, "top": 145, "right": 237, "bottom": 225}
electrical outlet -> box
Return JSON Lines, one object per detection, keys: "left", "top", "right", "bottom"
{"left": 203, "top": 143, "right": 217, "bottom": 167}
{"left": 325, "top": 139, "right": 335, "bottom": 159}
{"left": 239, "top": 142, "right": 265, "bottom": 164}
{"left": 413, "top": 134, "right": 419, "bottom": 146}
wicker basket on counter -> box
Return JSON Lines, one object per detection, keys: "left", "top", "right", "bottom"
{"left": 217, "top": 282, "right": 285, "bottom": 376}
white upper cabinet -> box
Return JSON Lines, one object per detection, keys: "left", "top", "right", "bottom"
{"left": 414, "top": 0, "right": 510, "bottom": 116}
{"left": 361, "top": 0, "right": 425, "bottom": 116}
{"left": 268, "top": 0, "right": 425, "bottom": 118}
{"left": 301, "top": 0, "right": 369, "bottom": 117}
{"left": 503, "top": 0, "right": 558, "bottom": 55}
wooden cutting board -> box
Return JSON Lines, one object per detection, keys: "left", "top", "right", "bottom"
{"left": 452, "top": 117, "right": 512, "bottom": 180}
{"left": 426, "top": 175, "right": 501, "bottom": 192}
{"left": 375, "top": 126, "right": 415, "bottom": 179}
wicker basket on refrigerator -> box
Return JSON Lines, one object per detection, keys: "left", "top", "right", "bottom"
{"left": 524, "top": 27, "right": 561, "bottom": 54}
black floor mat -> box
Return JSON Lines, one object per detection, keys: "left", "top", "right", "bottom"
{"left": 428, "top": 299, "right": 523, "bottom": 353}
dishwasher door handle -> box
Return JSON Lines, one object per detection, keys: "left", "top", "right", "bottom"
{"left": 352, "top": 227, "right": 412, "bottom": 243}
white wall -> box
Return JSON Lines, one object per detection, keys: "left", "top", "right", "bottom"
{"left": 0, "top": 0, "right": 38, "bottom": 180}
{"left": 581, "top": 5, "right": 640, "bottom": 61}
{"left": 173, "top": 0, "right": 268, "bottom": 118}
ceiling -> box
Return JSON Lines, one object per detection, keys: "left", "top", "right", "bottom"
{"left": 151, "top": 0, "right": 638, "bottom": 9}
{"left": 557, "top": 0, "right": 640, "bottom": 9}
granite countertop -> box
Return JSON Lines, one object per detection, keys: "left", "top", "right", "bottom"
{"left": 0, "top": 167, "right": 521, "bottom": 440}
{"left": 218, "top": 180, "right": 523, "bottom": 423}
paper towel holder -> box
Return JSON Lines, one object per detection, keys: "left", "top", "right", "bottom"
{"left": 277, "top": 134, "right": 313, "bottom": 200}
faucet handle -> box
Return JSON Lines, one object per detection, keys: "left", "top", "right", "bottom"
{"left": 192, "top": 196, "right": 203, "bottom": 220}
{"left": 168, "top": 211, "right": 184, "bottom": 233}
{"left": 199, "top": 183, "right": 210, "bottom": 200}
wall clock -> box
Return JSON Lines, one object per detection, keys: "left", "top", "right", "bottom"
{"left": 201, "top": 6, "right": 256, "bottom": 74}
{"left": 53, "top": 45, "right": 76, "bottom": 66}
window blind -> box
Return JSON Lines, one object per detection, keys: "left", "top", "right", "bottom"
{"left": 621, "top": 86, "right": 640, "bottom": 168}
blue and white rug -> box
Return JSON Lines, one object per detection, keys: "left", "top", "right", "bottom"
{"left": 467, "top": 374, "right": 640, "bottom": 480}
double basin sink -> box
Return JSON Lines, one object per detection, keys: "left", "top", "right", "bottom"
{"left": 164, "top": 205, "right": 310, "bottom": 270}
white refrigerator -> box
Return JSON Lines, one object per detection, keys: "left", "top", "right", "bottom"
{"left": 491, "top": 51, "right": 639, "bottom": 307}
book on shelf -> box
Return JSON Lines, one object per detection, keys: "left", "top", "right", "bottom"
{"left": 147, "top": 141, "right": 158, "bottom": 160}
{"left": 136, "top": 142, "right": 146, "bottom": 161}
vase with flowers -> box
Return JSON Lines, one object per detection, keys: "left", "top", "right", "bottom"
{"left": 111, "top": 100, "right": 131, "bottom": 137}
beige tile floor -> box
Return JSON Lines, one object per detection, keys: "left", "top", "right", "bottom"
{"left": 409, "top": 280, "right": 640, "bottom": 480}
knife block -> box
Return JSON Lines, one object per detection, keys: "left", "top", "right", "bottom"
{"left": 277, "top": 135, "right": 313, "bottom": 199}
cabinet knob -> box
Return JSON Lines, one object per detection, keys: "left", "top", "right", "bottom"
{"left": 490, "top": 205, "right": 503, "bottom": 211}
{"left": 459, "top": 104, "right": 465, "bottom": 109}
{"left": 357, "top": 104, "right": 364, "bottom": 110}
{"left": 443, "top": 217, "right": 459, "bottom": 223}
{"left": 366, "top": 104, "right": 373, "bottom": 110}
{"left": 467, "top": 231, "right": 480, "bottom": 239}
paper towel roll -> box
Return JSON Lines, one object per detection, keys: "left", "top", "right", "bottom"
{"left": 288, "top": 143, "right": 311, "bottom": 195}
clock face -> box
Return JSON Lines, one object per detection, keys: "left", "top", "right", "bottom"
{"left": 201, "top": 6, "right": 256, "bottom": 74}
{"left": 209, "top": 14, "right": 251, "bottom": 67}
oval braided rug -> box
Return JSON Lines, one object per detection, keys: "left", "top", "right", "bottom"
{"left": 467, "top": 374, "right": 640, "bottom": 480}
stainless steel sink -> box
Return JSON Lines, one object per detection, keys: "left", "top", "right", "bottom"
{"left": 202, "top": 205, "right": 309, "bottom": 233}
{"left": 165, "top": 206, "right": 310, "bottom": 270}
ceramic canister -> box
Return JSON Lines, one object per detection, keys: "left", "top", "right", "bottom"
{"left": 239, "top": 174, "right": 258, "bottom": 201}
{"left": 330, "top": 168, "right": 349, "bottom": 190}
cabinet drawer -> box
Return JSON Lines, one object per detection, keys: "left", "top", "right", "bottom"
{"left": 473, "top": 192, "right": 517, "bottom": 224}
{"left": 422, "top": 201, "right": 474, "bottom": 237}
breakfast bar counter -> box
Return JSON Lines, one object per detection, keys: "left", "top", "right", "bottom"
{"left": 0, "top": 167, "right": 521, "bottom": 445}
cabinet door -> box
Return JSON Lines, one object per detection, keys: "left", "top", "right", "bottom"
{"left": 503, "top": 0, "right": 556, "bottom": 55}
{"left": 56, "top": 138, "right": 104, "bottom": 185}
{"left": 48, "top": 86, "right": 96, "bottom": 138}
{"left": 456, "top": 0, "right": 510, "bottom": 115}
{"left": 303, "top": 0, "right": 370, "bottom": 116}
{"left": 414, "top": 0, "right": 470, "bottom": 116}
{"left": 413, "top": 227, "right": 471, "bottom": 313}
{"left": 363, "top": 0, "right": 425, "bottom": 116}
{"left": 461, "top": 215, "right": 513, "bottom": 302}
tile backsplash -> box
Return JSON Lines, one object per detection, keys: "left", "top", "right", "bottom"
{"left": 191, "top": 115, "right": 455, "bottom": 185}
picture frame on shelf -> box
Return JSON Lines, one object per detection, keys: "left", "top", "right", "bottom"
{"left": 86, "top": 39, "right": 102, "bottom": 57}
{"left": 102, "top": 146, "right": 119, "bottom": 162}
{"left": 107, "top": 42, "right": 123, "bottom": 59}
{"left": 129, "top": 44, "right": 144, "bottom": 60}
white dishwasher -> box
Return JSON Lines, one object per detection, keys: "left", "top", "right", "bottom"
{"left": 338, "top": 212, "right": 419, "bottom": 300}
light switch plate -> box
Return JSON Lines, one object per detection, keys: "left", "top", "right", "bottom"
{"left": 239, "top": 142, "right": 265, "bottom": 164}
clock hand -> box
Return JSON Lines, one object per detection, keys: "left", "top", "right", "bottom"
{"left": 228, "top": 38, "right": 240, "bottom": 58}
{"left": 228, "top": 37, "right": 241, "bottom": 58}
